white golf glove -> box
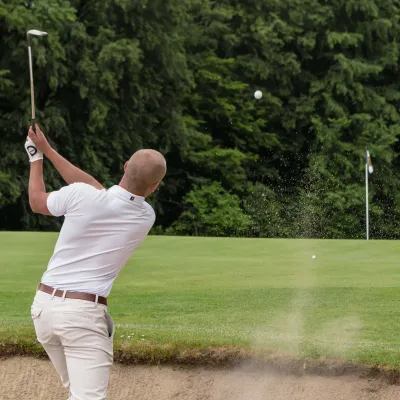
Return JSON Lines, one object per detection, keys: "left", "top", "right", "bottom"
{"left": 25, "top": 138, "right": 43, "bottom": 163}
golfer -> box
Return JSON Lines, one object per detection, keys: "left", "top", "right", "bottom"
{"left": 25, "top": 125, "right": 166, "bottom": 400}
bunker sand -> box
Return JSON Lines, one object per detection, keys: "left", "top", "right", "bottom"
{"left": 0, "top": 357, "right": 399, "bottom": 400}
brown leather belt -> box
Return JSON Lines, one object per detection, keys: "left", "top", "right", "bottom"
{"left": 38, "top": 283, "right": 107, "bottom": 306}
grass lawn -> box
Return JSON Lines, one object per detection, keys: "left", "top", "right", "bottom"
{"left": 0, "top": 232, "right": 399, "bottom": 367}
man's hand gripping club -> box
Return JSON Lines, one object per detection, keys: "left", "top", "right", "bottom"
{"left": 25, "top": 126, "right": 46, "bottom": 163}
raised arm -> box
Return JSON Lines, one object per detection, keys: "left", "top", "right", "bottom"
{"left": 28, "top": 125, "right": 104, "bottom": 190}
{"left": 28, "top": 158, "right": 52, "bottom": 215}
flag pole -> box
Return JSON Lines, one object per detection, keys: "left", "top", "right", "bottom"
{"left": 366, "top": 161, "right": 369, "bottom": 240}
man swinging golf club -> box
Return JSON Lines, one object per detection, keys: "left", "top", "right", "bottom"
{"left": 25, "top": 125, "right": 166, "bottom": 400}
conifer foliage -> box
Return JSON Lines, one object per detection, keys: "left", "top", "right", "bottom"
{"left": 1, "top": 0, "right": 400, "bottom": 238}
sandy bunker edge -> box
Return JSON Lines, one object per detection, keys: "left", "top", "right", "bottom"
{"left": 1, "top": 343, "right": 399, "bottom": 385}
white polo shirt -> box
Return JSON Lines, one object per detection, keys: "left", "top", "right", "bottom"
{"left": 41, "top": 183, "right": 155, "bottom": 297}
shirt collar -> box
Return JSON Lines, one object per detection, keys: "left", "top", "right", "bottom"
{"left": 108, "top": 185, "right": 145, "bottom": 205}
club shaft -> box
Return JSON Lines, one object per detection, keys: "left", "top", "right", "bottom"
{"left": 28, "top": 45, "right": 35, "bottom": 121}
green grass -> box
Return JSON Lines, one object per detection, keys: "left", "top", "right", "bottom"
{"left": 0, "top": 232, "right": 400, "bottom": 367}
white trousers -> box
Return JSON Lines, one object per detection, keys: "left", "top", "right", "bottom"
{"left": 31, "top": 290, "right": 115, "bottom": 400}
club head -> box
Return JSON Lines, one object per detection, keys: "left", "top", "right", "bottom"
{"left": 27, "top": 29, "right": 48, "bottom": 36}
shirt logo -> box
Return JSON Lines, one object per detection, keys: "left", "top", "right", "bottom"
{"left": 130, "top": 196, "right": 135, "bottom": 201}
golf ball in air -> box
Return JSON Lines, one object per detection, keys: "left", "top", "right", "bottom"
{"left": 254, "top": 90, "right": 262, "bottom": 99}
{"left": 312, "top": 255, "right": 316, "bottom": 259}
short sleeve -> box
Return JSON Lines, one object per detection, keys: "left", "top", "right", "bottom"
{"left": 47, "top": 183, "right": 84, "bottom": 217}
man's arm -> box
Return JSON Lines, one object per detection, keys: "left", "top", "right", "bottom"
{"left": 28, "top": 160, "right": 51, "bottom": 215}
{"left": 25, "top": 126, "right": 90, "bottom": 217}
{"left": 45, "top": 148, "right": 104, "bottom": 190}
{"left": 28, "top": 125, "right": 104, "bottom": 190}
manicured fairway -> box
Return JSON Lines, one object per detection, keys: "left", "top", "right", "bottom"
{"left": 0, "top": 232, "right": 399, "bottom": 366}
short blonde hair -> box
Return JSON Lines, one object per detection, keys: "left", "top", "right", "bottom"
{"left": 124, "top": 149, "right": 166, "bottom": 194}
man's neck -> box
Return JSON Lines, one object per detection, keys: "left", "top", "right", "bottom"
{"left": 118, "top": 180, "right": 147, "bottom": 197}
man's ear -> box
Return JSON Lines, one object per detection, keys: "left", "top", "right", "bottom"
{"left": 124, "top": 161, "right": 129, "bottom": 172}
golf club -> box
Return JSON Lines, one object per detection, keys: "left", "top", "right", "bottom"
{"left": 27, "top": 29, "right": 47, "bottom": 133}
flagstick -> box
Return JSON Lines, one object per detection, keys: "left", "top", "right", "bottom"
{"left": 366, "top": 162, "right": 369, "bottom": 241}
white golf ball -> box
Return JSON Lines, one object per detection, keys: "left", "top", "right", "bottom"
{"left": 312, "top": 255, "right": 316, "bottom": 259}
{"left": 254, "top": 90, "right": 262, "bottom": 99}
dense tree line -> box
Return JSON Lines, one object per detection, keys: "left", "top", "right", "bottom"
{"left": 1, "top": 0, "right": 400, "bottom": 239}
